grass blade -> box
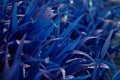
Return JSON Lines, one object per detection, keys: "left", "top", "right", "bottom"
{"left": 11, "top": 4, "right": 18, "bottom": 35}
{"left": 60, "top": 14, "right": 84, "bottom": 38}
{"left": 112, "top": 70, "right": 120, "bottom": 80}
{"left": 100, "top": 30, "right": 113, "bottom": 59}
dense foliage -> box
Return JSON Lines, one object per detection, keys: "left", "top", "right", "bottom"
{"left": 0, "top": 0, "right": 120, "bottom": 80}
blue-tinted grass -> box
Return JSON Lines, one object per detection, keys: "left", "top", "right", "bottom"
{"left": 0, "top": 0, "right": 120, "bottom": 80}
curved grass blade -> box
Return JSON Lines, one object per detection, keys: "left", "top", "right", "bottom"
{"left": 57, "top": 36, "right": 81, "bottom": 58}
{"left": 76, "top": 74, "right": 91, "bottom": 80}
{"left": 75, "top": 36, "right": 97, "bottom": 49}
{"left": 112, "top": 70, "right": 120, "bottom": 80}
{"left": 60, "top": 14, "right": 84, "bottom": 38}
{"left": 56, "top": 37, "right": 81, "bottom": 64}
{"left": 41, "top": 38, "right": 62, "bottom": 47}
{"left": 100, "top": 30, "right": 113, "bottom": 59}
{"left": 99, "top": 5, "right": 120, "bottom": 18}
{"left": 68, "top": 50, "right": 94, "bottom": 62}
{"left": 60, "top": 68, "right": 66, "bottom": 80}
